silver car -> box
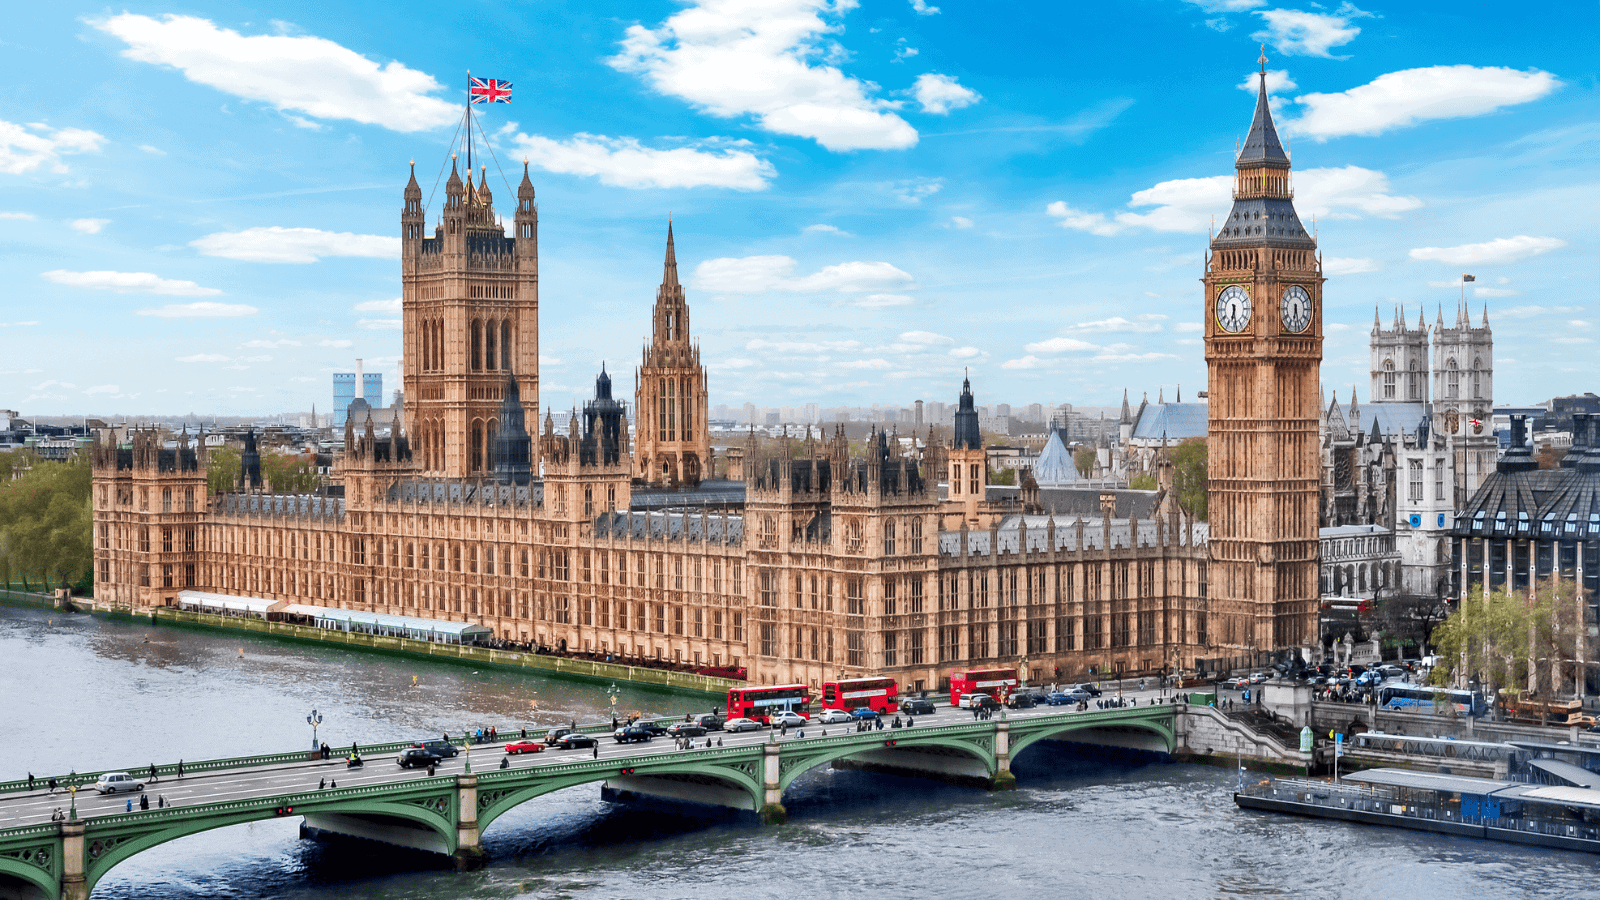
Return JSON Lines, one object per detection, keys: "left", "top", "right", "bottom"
{"left": 95, "top": 772, "right": 145, "bottom": 794}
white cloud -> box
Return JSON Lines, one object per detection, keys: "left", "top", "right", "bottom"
{"left": 1053, "top": 165, "right": 1418, "bottom": 236}
{"left": 83, "top": 385, "right": 120, "bottom": 396}
{"left": 507, "top": 131, "right": 775, "bottom": 190}
{"left": 0, "top": 211, "right": 35, "bottom": 220}
{"left": 0, "top": 118, "right": 105, "bottom": 175}
{"left": 94, "top": 14, "right": 456, "bottom": 132}
{"left": 1324, "top": 256, "right": 1383, "bottom": 276}
{"left": 136, "top": 302, "right": 256, "bottom": 318}
{"left": 1182, "top": 0, "right": 1265, "bottom": 10}
{"left": 1175, "top": 322, "right": 1204, "bottom": 333}
{"left": 893, "top": 39, "right": 919, "bottom": 63}
{"left": 608, "top": 0, "right": 918, "bottom": 151}
{"left": 848, "top": 293, "right": 915, "bottom": 308}
{"left": 1553, "top": 337, "right": 1593, "bottom": 345}
{"left": 358, "top": 318, "right": 403, "bottom": 330}
{"left": 909, "top": 0, "right": 940, "bottom": 14}
{"left": 177, "top": 353, "right": 230, "bottom": 363}
{"left": 1094, "top": 349, "right": 1179, "bottom": 363}
{"left": 1285, "top": 66, "right": 1560, "bottom": 140}
{"left": 804, "top": 223, "right": 851, "bottom": 235}
{"left": 69, "top": 218, "right": 110, "bottom": 234}
{"left": 243, "top": 338, "right": 301, "bottom": 348}
{"left": 1474, "top": 287, "right": 1518, "bottom": 298}
{"left": 896, "top": 330, "right": 953, "bottom": 346}
{"left": 1001, "top": 355, "right": 1053, "bottom": 370}
{"left": 1252, "top": 4, "right": 1370, "bottom": 59}
{"left": 43, "top": 269, "right": 223, "bottom": 296}
{"left": 839, "top": 358, "right": 894, "bottom": 370}
{"left": 1238, "top": 69, "right": 1297, "bottom": 94}
{"left": 139, "top": 144, "right": 166, "bottom": 155}
{"left": 883, "top": 178, "right": 943, "bottom": 204}
{"left": 948, "top": 346, "right": 984, "bottom": 359}
{"left": 949, "top": 216, "right": 974, "bottom": 229}
{"left": 1409, "top": 235, "right": 1567, "bottom": 266}
{"left": 1497, "top": 305, "right": 1580, "bottom": 319}
{"left": 320, "top": 338, "right": 354, "bottom": 348}
{"left": 354, "top": 298, "right": 402, "bottom": 313}
{"left": 191, "top": 226, "right": 400, "bottom": 263}
{"left": 1024, "top": 337, "right": 1099, "bottom": 353}
{"left": 1069, "top": 316, "right": 1165, "bottom": 334}
{"left": 693, "top": 255, "right": 915, "bottom": 295}
{"left": 912, "top": 73, "right": 980, "bottom": 115}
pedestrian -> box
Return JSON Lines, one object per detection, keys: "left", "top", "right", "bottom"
{"left": 47, "top": 776, "right": 56, "bottom": 794}
{"left": 612, "top": 715, "right": 619, "bottom": 730}
{"left": 149, "top": 763, "right": 157, "bottom": 782}
{"left": 972, "top": 706, "right": 979, "bottom": 721}
{"left": 126, "top": 798, "right": 133, "bottom": 812}
{"left": 426, "top": 764, "right": 435, "bottom": 777}
{"left": 717, "top": 737, "right": 723, "bottom": 747}
{"left": 319, "top": 778, "right": 326, "bottom": 790}
{"left": 443, "top": 732, "right": 449, "bottom": 742}
{"left": 876, "top": 717, "right": 885, "bottom": 731}
{"left": 521, "top": 728, "right": 527, "bottom": 739}
{"left": 330, "top": 779, "right": 337, "bottom": 789}
{"left": 140, "top": 794, "right": 149, "bottom": 810}
{"left": 781, "top": 723, "right": 787, "bottom": 736}
{"left": 159, "top": 795, "right": 166, "bottom": 808}
{"left": 351, "top": 741, "right": 358, "bottom": 757}
{"left": 499, "top": 756, "right": 509, "bottom": 769}
{"left": 907, "top": 716, "right": 915, "bottom": 727}
{"left": 26, "top": 773, "right": 33, "bottom": 791}
{"left": 177, "top": 760, "right": 184, "bottom": 778}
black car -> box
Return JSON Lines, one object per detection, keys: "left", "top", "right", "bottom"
{"left": 544, "top": 727, "right": 577, "bottom": 745}
{"left": 397, "top": 747, "right": 440, "bottom": 768}
{"left": 969, "top": 694, "right": 1002, "bottom": 712}
{"left": 667, "top": 723, "right": 707, "bottom": 738}
{"left": 693, "top": 714, "right": 724, "bottom": 731}
{"left": 1007, "top": 693, "right": 1036, "bottom": 709}
{"left": 411, "top": 739, "right": 460, "bottom": 758}
{"left": 555, "top": 733, "right": 598, "bottom": 750}
{"left": 1076, "top": 683, "right": 1103, "bottom": 697}
{"left": 900, "top": 697, "right": 937, "bottom": 716}
{"left": 634, "top": 720, "right": 670, "bottom": 736}
{"left": 613, "top": 726, "right": 654, "bottom": 744}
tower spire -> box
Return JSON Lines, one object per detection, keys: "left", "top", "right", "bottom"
{"left": 662, "top": 219, "right": 679, "bottom": 289}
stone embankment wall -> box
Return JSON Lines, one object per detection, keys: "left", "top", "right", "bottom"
{"left": 1175, "top": 705, "right": 1310, "bottom": 770}
{"left": 149, "top": 607, "right": 732, "bottom": 698}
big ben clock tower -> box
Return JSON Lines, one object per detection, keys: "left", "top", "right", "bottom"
{"left": 1203, "top": 51, "right": 1323, "bottom": 662}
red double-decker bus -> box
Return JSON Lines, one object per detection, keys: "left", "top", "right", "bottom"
{"left": 820, "top": 676, "right": 899, "bottom": 714}
{"left": 726, "top": 684, "right": 812, "bottom": 724}
{"left": 949, "top": 668, "right": 1018, "bottom": 708}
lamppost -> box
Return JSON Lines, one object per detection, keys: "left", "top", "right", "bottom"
{"left": 307, "top": 710, "right": 322, "bottom": 749}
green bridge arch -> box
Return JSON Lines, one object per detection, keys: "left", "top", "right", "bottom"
{"left": 476, "top": 751, "right": 767, "bottom": 831}
{"left": 1007, "top": 709, "right": 1177, "bottom": 762}
{"left": 0, "top": 845, "right": 57, "bottom": 900}
{"left": 80, "top": 785, "right": 459, "bottom": 896}
{"left": 774, "top": 729, "right": 998, "bottom": 793}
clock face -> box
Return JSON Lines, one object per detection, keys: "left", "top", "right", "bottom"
{"left": 1215, "top": 285, "right": 1251, "bottom": 333}
{"left": 1280, "top": 285, "right": 1312, "bottom": 333}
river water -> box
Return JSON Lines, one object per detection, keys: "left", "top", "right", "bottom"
{"left": 2, "top": 605, "right": 1592, "bottom": 900}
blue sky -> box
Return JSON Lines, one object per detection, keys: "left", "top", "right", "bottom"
{"left": 2, "top": 0, "right": 1594, "bottom": 417}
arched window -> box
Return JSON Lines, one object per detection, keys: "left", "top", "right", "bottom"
{"left": 485, "top": 318, "right": 497, "bottom": 370}
{"left": 471, "top": 419, "right": 484, "bottom": 471}
{"left": 1446, "top": 357, "right": 1459, "bottom": 399}
{"left": 501, "top": 320, "right": 511, "bottom": 370}
{"left": 470, "top": 320, "right": 482, "bottom": 371}
{"left": 1382, "top": 358, "right": 1396, "bottom": 399}
{"left": 1472, "top": 357, "right": 1482, "bottom": 399}
{"left": 1408, "top": 359, "right": 1421, "bottom": 400}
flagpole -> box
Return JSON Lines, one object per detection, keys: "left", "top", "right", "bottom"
{"left": 465, "top": 70, "right": 473, "bottom": 176}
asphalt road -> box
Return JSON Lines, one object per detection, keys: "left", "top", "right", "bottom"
{"left": 0, "top": 687, "right": 1177, "bottom": 829}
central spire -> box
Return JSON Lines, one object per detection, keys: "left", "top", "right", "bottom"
{"left": 662, "top": 220, "right": 679, "bottom": 289}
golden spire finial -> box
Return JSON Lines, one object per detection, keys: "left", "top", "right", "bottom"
{"left": 1258, "top": 44, "right": 1268, "bottom": 74}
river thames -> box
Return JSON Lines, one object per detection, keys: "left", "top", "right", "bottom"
{"left": 2, "top": 604, "right": 1592, "bottom": 900}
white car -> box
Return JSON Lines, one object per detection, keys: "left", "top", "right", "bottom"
{"left": 723, "top": 717, "right": 762, "bottom": 733}
{"left": 95, "top": 772, "right": 144, "bottom": 794}
{"left": 816, "top": 708, "right": 853, "bottom": 724}
{"left": 769, "top": 711, "right": 808, "bottom": 728}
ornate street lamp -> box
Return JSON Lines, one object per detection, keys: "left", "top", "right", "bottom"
{"left": 307, "top": 710, "right": 323, "bottom": 749}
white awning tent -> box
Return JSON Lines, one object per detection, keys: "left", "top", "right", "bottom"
{"left": 176, "top": 590, "right": 286, "bottom": 617}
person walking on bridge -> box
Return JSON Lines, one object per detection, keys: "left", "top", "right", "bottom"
{"left": 26, "top": 773, "right": 33, "bottom": 791}
{"left": 149, "top": 763, "right": 157, "bottom": 782}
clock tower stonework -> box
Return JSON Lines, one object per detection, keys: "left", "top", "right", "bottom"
{"left": 1203, "top": 60, "right": 1323, "bottom": 660}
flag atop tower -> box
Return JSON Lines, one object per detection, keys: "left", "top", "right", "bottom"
{"left": 470, "top": 77, "right": 513, "bottom": 104}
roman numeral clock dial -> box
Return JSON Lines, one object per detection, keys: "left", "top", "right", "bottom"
{"left": 1280, "top": 284, "right": 1312, "bottom": 333}
{"left": 1215, "top": 285, "right": 1251, "bottom": 333}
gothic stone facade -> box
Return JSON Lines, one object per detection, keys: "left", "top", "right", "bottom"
{"left": 93, "top": 78, "right": 1346, "bottom": 687}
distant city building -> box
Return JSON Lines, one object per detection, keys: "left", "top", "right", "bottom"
{"left": 333, "top": 360, "right": 384, "bottom": 428}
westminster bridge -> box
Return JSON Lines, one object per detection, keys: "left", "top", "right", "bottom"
{"left": 0, "top": 703, "right": 1179, "bottom": 900}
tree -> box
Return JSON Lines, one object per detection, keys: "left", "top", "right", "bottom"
{"left": 1169, "top": 437, "right": 1207, "bottom": 520}
{"left": 207, "top": 446, "right": 240, "bottom": 495}
{"left": 261, "top": 451, "right": 322, "bottom": 493}
{"left": 989, "top": 467, "right": 1016, "bottom": 486}
{"left": 1431, "top": 578, "right": 1591, "bottom": 699}
{"left": 1073, "top": 447, "right": 1096, "bottom": 478}
{"left": 0, "top": 456, "right": 93, "bottom": 591}
{"left": 1128, "top": 473, "right": 1157, "bottom": 490}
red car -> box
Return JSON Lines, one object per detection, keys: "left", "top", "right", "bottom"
{"left": 504, "top": 740, "right": 544, "bottom": 755}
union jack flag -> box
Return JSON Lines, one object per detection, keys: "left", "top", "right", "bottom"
{"left": 470, "top": 77, "right": 512, "bottom": 104}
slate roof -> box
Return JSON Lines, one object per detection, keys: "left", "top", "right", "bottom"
{"left": 1131, "top": 401, "right": 1209, "bottom": 441}
{"left": 1032, "top": 429, "right": 1079, "bottom": 486}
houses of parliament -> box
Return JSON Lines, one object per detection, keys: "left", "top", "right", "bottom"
{"left": 89, "top": 71, "right": 1323, "bottom": 689}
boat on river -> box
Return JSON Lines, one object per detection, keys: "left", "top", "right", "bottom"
{"left": 1236, "top": 768, "right": 1600, "bottom": 854}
